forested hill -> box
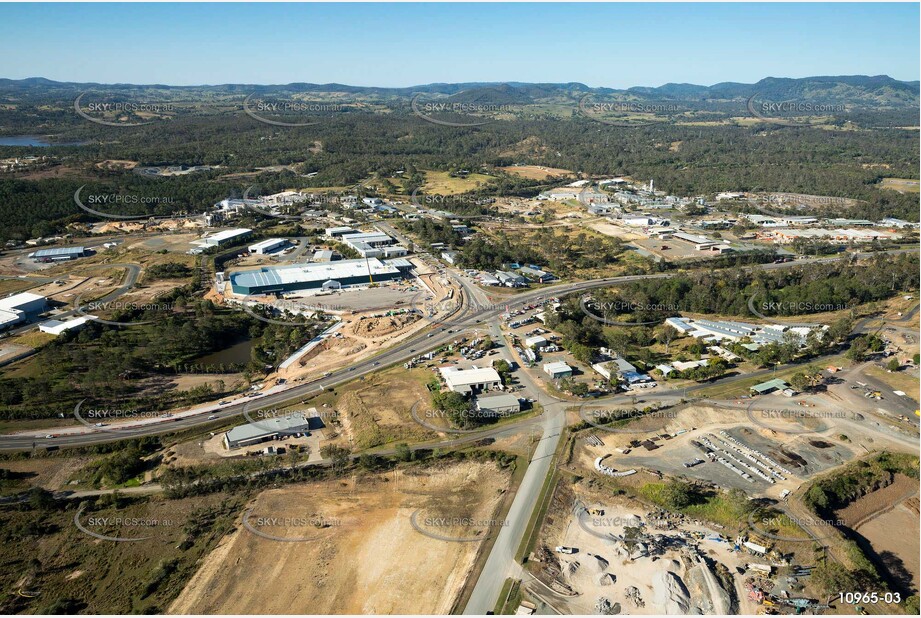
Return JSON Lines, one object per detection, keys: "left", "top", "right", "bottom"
{"left": 0, "top": 75, "right": 918, "bottom": 108}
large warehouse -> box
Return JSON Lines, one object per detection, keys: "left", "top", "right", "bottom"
{"left": 196, "top": 228, "right": 253, "bottom": 248}
{"left": 0, "top": 292, "right": 48, "bottom": 330}
{"left": 228, "top": 257, "right": 409, "bottom": 295}
{"left": 29, "top": 246, "right": 86, "bottom": 262}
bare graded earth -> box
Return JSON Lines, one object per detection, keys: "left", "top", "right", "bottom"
{"left": 168, "top": 460, "right": 510, "bottom": 614}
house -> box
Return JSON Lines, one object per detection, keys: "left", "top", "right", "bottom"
{"left": 313, "top": 250, "right": 337, "bottom": 262}
{"left": 441, "top": 251, "right": 460, "bottom": 264}
{"left": 656, "top": 359, "right": 709, "bottom": 377}
{"left": 543, "top": 361, "right": 573, "bottom": 379}
{"left": 709, "top": 346, "right": 740, "bottom": 362}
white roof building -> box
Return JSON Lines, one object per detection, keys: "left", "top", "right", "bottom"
{"left": 196, "top": 228, "right": 253, "bottom": 248}
{"left": 543, "top": 361, "right": 573, "bottom": 379}
{"left": 248, "top": 238, "right": 288, "bottom": 254}
{"left": 439, "top": 366, "right": 502, "bottom": 394}
{"left": 0, "top": 292, "right": 48, "bottom": 330}
{"left": 525, "top": 335, "right": 548, "bottom": 349}
{"left": 39, "top": 315, "right": 98, "bottom": 335}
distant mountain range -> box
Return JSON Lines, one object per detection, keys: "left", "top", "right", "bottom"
{"left": 0, "top": 75, "right": 918, "bottom": 108}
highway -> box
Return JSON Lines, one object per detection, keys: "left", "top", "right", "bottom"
{"left": 0, "top": 246, "right": 915, "bottom": 451}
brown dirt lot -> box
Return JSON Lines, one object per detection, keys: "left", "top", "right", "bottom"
{"left": 836, "top": 473, "right": 918, "bottom": 528}
{"left": 168, "top": 460, "right": 511, "bottom": 614}
{"left": 0, "top": 455, "right": 92, "bottom": 491}
{"left": 499, "top": 165, "right": 575, "bottom": 180}
{"left": 323, "top": 368, "right": 438, "bottom": 449}
{"left": 836, "top": 475, "right": 920, "bottom": 596}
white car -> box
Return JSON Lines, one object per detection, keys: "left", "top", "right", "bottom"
{"left": 555, "top": 546, "right": 577, "bottom": 554}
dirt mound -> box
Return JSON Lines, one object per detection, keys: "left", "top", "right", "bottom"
{"left": 589, "top": 553, "right": 610, "bottom": 573}
{"left": 350, "top": 313, "right": 419, "bottom": 338}
{"left": 651, "top": 570, "right": 690, "bottom": 614}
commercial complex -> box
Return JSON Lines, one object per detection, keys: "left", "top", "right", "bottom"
{"left": 228, "top": 257, "right": 410, "bottom": 295}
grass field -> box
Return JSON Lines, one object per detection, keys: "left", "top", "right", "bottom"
{"left": 423, "top": 170, "right": 495, "bottom": 194}
{"left": 638, "top": 481, "right": 751, "bottom": 530}
{"left": 879, "top": 178, "right": 920, "bottom": 193}
{"left": 0, "top": 279, "right": 39, "bottom": 295}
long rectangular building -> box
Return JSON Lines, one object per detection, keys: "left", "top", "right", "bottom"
{"left": 196, "top": 228, "right": 253, "bottom": 248}
{"left": 229, "top": 257, "right": 405, "bottom": 295}
{"left": 223, "top": 410, "right": 318, "bottom": 449}
{"left": 29, "top": 246, "right": 86, "bottom": 261}
{"left": 0, "top": 292, "right": 48, "bottom": 330}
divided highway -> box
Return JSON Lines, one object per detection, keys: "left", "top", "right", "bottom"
{"left": 0, "top": 247, "right": 914, "bottom": 452}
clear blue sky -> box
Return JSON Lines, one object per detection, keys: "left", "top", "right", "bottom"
{"left": 1, "top": 2, "right": 917, "bottom": 87}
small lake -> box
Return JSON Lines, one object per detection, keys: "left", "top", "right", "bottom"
{"left": 196, "top": 338, "right": 255, "bottom": 366}
{"left": 0, "top": 135, "right": 87, "bottom": 147}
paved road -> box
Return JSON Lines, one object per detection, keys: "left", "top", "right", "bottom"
{"left": 3, "top": 262, "right": 142, "bottom": 337}
{"left": 0, "top": 247, "right": 914, "bottom": 452}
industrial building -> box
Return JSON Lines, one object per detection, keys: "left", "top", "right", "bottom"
{"left": 475, "top": 393, "right": 521, "bottom": 416}
{"left": 767, "top": 228, "right": 899, "bottom": 244}
{"left": 195, "top": 228, "right": 253, "bottom": 248}
{"left": 223, "top": 410, "right": 319, "bottom": 449}
{"left": 39, "top": 315, "right": 98, "bottom": 336}
{"left": 496, "top": 271, "right": 527, "bottom": 287}
{"left": 228, "top": 257, "right": 409, "bottom": 295}
{"left": 519, "top": 266, "right": 554, "bottom": 283}
{"left": 313, "top": 250, "right": 337, "bottom": 262}
{"left": 543, "top": 361, "right": 573, "bottom": 379}
{"left": 0, "top": 292, "right": 48, "bottom": 330}
{"left": 525, "top": 335, "right": 548, "bottom": 350}
{"left": 750, "top": 378, "right": 790, "bottom": 395}
{"left": 29, "top": 246, "right": 86, "bottom": 262}
{"left": 325, "top": 226, "right": 357, "bottom": 238}
{"left": 248, "top": 238, "right": 288, "bottom": 255}
{"left": 340, "top": 231, "right": 397, "bottom": 258}
{"left": 439, "top": 366, "right": 502, "bottom": 394}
